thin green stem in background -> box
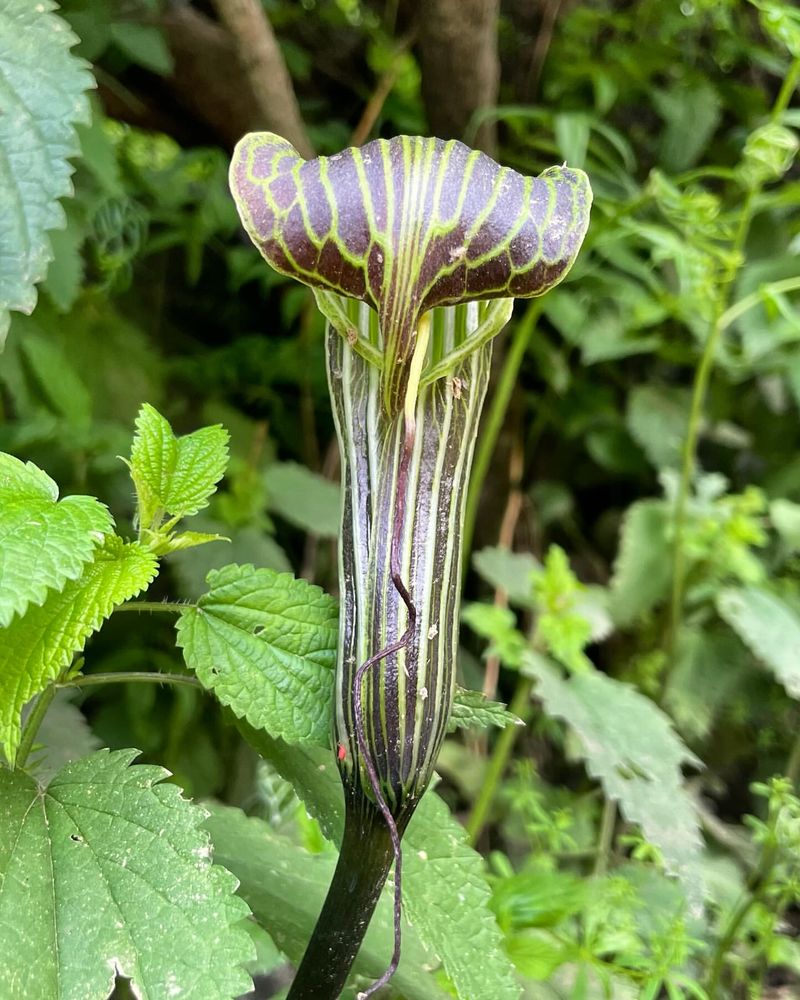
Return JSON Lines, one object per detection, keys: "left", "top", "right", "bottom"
{"left": 465, "top": 675, "right": 533, "bottom": 845}
{"left": 58, "top": 671, "right": 201, "bottom": 691}
{"left": 114, "top": 601, "right": 191, "bottom": 615}
{"left": 14, "top": 683, "right": 57, "bottom": 770}
{"left": 705, "top": 846, "right": 777, "bottom": 998}
{"left": 593, "top": 798, "right": 617, "bottom": 877}
{"left": 462, "top": 302, "right": 541, "bottom": 574}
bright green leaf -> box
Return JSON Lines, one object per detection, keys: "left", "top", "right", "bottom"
{"left": 129, "top": 403, "right": 230, "bottom": 528}
{"left": 0, "top": 750, "right": 253, "bottom": 1000}
{"left": 266, "top": 461, "right": 341, "bottom": 538}
{"left": 0, "top": 0, "right": 94, "bottom": 345}
{"left": 717, "top": 586, "right": 800, "bottom": 699}
{"left": 176, "top": 564, "right": 338, "bottom": 745}
{"left": 0, "top": 453, "right": 113, "bottom": 627}
{"left": 523, "top": 653, "right": 703, "bottom": 909}
{"left": 0, "top": 537, "right": 157, "bottom": 760}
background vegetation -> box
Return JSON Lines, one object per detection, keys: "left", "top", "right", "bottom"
{"left": 2, "top": 1, "right": 800, "bottom": 998}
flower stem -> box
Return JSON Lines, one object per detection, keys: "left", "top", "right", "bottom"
{"left": 286, "top": 791, "right": 402, "bottom": 1000}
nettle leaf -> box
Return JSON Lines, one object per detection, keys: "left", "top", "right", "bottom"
{"left": 717, "top": 586, "right": 800, "bottom": 699}
{"left": 473, "top": 546, "right": 540, "bottom": 607}
{"left": 266, "top": 461, "right": 341, "bottom": 538}
{"left": 242, "top": 731, "right": 521, "bottom": 1000}
{"left": 130, "top": 403, "right": 230, "bottom": 527}
{"left": 0, "top": 538, "right": 157, "bottom": 761}
{"left": 176, "top": 564, "right": 338, "bottom": 745}
{"left": 205, "top": 805, "right": 451, "bottom": 1000}
{"left": 609, "top": 500, "right": 671, "bottom": 626}
{"left": 449, "top": 686, "right": 523, "bottom": 732}
{"left": 0, "top": 0, "right": 94, "bottom": 346}
{"left": 523, "top": 653, "right": 703, "bottom": 909}
{"left": 0, "top": 453, "right": 113, "bottom": 627}
{"left": 230, "top": 132, "right": 591, "bottom": 409}
{"left": 0, "top": 750, "right": 253, "bottom": 1000}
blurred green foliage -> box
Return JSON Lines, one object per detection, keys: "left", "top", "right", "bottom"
{"left": 2, "top": 0, "right": 800, "bottom": 997}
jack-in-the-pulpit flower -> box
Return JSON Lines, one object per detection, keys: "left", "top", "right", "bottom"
{"left": 230, "top": 133, "right": 591, "bottom": 999}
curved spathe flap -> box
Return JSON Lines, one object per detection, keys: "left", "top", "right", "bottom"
{"left": 230, "top": 132, "right": 592, "bottom": 411}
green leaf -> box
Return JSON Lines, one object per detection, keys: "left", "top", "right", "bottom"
{"left": 0, "top": 0, "right": 94, "bottom": 345}
{"left": 241, "top": 731, "right": 521, "bottom": 1000}
{"left": 108, "top": 22, "right": 173, "bottom": 75}
{"left": 0, "top": 750, "right": 253, "bottom": 1000}
{"left": 472, "top": 546, "right": 540, "bottom": 606}
{"left": 266, "top": 461, "right": 341, "bottom": 538}
{"left": 626, "top": 385, "right": 691, "bottom": 470}
{"left": 609, "top": 500, "right": 671, "bottom": 626}
{"left": 42, "top": 204, "right": 85, "bottom": 312}
{"left": 523, "top": 653, "right": 703, "bottom": 908}
{"left": 0, "top": 453, "right": 113, "bottom": 627}
{"left": 0, "top": 537, "right": 157, "bottom": 760}
{"left": 204, "top": 804, "right": 451, "bottom": 1000}
{"left": 176, "top": 564, "right": 338, "bottom": 744}
{"left": 770, "top": 498, "right": 800, "bottom": 550}
{"left": 129, "top": 403, "right": 230, "bottom": 528}
{"left": 717, "top": 586, "right": 800, "bottom": 699}
{"left": 449, "top": 686, "right": 523, "bottom": 732}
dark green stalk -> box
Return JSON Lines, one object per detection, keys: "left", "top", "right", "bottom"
{"left": 287, "top": 789, "right": 408, "bottom": 1000}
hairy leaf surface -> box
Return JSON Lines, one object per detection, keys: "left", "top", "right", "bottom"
{"left": 0, "top": 751, "right": 253, "bottom": 1000}
{"left": 0, "top": 453, "right": 113, "bottom": 627}
{"left": 523, "top": 653, "right": 703, "bottom": 908}
{"left": 176, "top": 564, "right": 338, "bottom": 744}
{"left": 0, "top": 538, "right": 157, "bottom": 760}
{"left": 717, "top": 585, "right": 800, "bottom": 698}
{"left": 0, "top": 0, "right": 93, "bottom": 345}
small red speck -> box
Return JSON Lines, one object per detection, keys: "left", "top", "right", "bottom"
{"left": 337, "top": 743, "right": 347, "bottom": 761}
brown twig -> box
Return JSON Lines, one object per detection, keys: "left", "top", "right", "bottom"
{"left": 211, "top": 0, "right": 314, "bottom": 158}
{"left": 350, "top": 34, "right": 415, "bottom": 147}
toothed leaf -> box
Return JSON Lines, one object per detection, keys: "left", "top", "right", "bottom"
{"left": 0, "top": 751, "right": 253, "bottom": 1000}
{"left": 0, "top": 453, "right": 113, "bottom": 627}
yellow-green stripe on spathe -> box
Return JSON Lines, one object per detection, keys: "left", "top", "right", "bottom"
{"left": 328, "top": 298, "right": 494, "bottom": 810}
